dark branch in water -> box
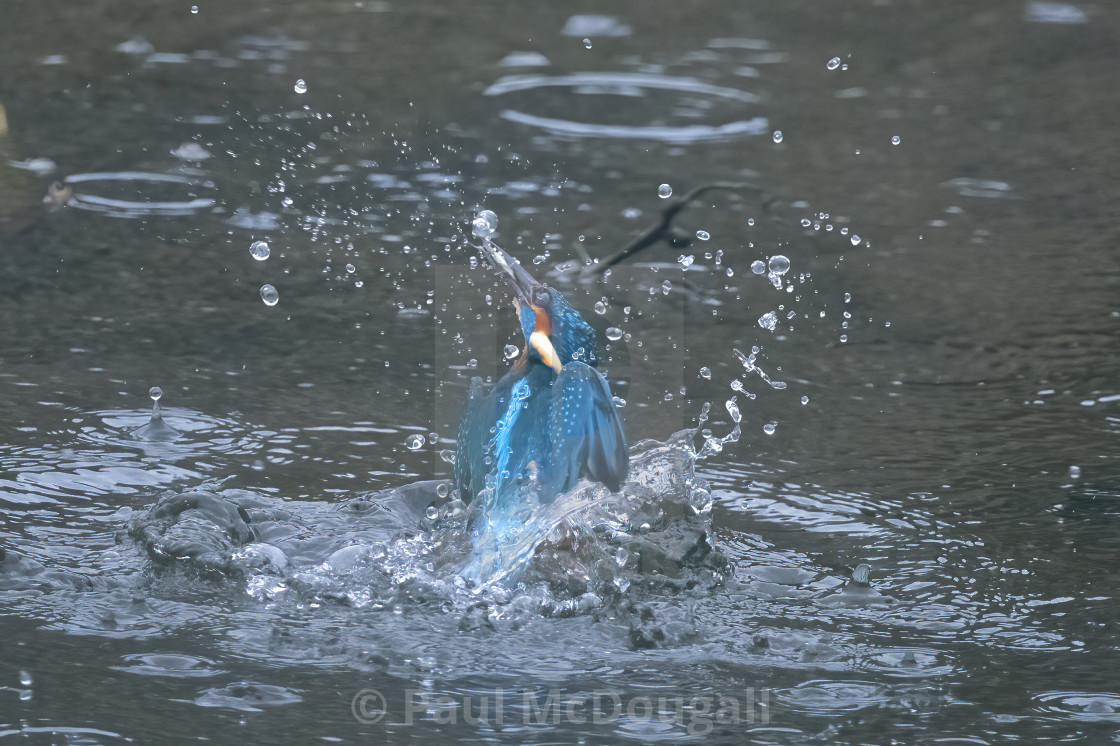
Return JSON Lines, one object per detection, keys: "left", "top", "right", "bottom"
{"left": 593, "top": 182, "right": 766, "bottom": 273}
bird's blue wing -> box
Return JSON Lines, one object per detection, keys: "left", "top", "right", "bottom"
{"left": 548, "top": 361, "right": 628, "bottom": 496}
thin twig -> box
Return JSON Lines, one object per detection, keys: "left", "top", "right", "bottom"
{"left": 593, "top": 182, "right": 762, "bottom": 273}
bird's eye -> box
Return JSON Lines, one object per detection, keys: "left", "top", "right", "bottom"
{"left": 533, "top": 288, "right": 550, "bottom": 306}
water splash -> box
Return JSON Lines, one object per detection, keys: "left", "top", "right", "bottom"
{"left": 734, "top": 347, "right": 787, "bottom": 390}
{"left": 130, "top": 387, "right": 182, "bottom": 442}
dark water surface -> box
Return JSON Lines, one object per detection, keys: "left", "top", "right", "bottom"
{"left": 2, "top": 0, "right": 1119, "bottom": 743}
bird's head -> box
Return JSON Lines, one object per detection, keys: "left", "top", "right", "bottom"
{"left": 480, "top": 240, "right": 598, "bottom": 374}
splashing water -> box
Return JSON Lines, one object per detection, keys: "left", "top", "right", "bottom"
{"left": 130, "top": 386, "right": 182, "bottom": 442}
{"left": 734, "top": 346, "right": 787, "bottom": 390}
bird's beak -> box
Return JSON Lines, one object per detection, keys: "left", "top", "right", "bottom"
{"left": 478, "top": 238, "right": 563, "bottom": 374}
{"left": 478, "top": 238, "right": 538, "bottom": 307}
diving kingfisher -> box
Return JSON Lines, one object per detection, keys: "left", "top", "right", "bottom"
{"left": 455, "top": 216, "right": 629, "bottom": 544}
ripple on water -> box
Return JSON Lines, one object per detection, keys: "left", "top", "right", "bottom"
{"left": 778, "top": 679, "right": 892, "bottom": 715}
{"left": 82, "top": 407, "right": 264, "bottom": 460}
{"left": 114, "top": 653, "right": 226, "bottom": 678}
{"left": 63, "top": 171, "right": 217, "bottom": 217}
{"left": 1033, "top": 691, "right": 1120, "bottom": 721}
{"left": 484, "top": 72, "right": 768, "bottom": 143}
{"left": 194, "top": 682, "right": 303, "bottom": 712}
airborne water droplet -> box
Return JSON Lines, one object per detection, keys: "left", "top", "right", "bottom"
{"left": 768, "top": 254, "right": 790, "bottom": 275}
{"left": 583, "top": 38, "right": 592, "bottom": 49}
{"left": 827, "top": 56, "right": 841, "bottom": 70}
{"left": 696, "top": 230, "right": 710, "bottom": 241}
{"left": 503, "top": 344, "right": 519, "bottom": 360}
{"left": 260, "top": 284, "right": 279, "bottom": 306}
{"left": 250, "top": 240, "right": 270, "bottom": 261}
{"left": 472, "top": 209, "right": 498, "bottom": 239}
{"left": 293, "top": 79, "right": 307, "bottom": 94}
{"left": 657, "top": 183, "right": 673, "bottom": 199}
{"left": 763, "top": 422, "right": 777, "bottom": 435}
{"left": 594, "top": 300, "right": 608, "bottom": 315}
{"left": 772, "top": 130, "right": 784, "bottom": 144}
{"left": 149, "top": 386, "right": 162, "bottom": 402}
{"left": 605, "top": 327, "right": 623, "bottom": 341}
{"left": 750, "top": 260, "right": 766, "bottom": 275}
{"left": 699, "top": 366, "right": 711, "bottom": 380}
{"left": 801, "top": 395, "right": 809, "bottom": 405}
{"left": 405, "top": 434, "right": 425, "bottom": 450}
{"left": 758, "top": 311, "right": 778, "bottom": 331}
{"left": 891, "top": 135, "right": 901, "bottom": 145}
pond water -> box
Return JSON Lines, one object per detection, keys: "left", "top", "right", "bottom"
{"left": 2, "top": 0, "right": 1119, "bottom": 743}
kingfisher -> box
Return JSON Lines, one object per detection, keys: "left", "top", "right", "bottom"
{"left": 454, "top": 226, "right": 628, "bottom": 579}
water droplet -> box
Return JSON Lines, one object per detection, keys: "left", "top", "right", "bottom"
{"left": 726, "top": 397, "right": 742, "bottom": 423}
{"left": 1069, "top": 465, "right": 1081, "bottom": 479}
{"left": 260, "top": 284, "right": 279, "bottom": 306}
{"left": 615, "top": 547, "right": 629, "bottom": 566}
{"left": 612, "top": 395, "right": 626, "bottom": 408}
{"left": 345, "top": 263, "right": 356, "bottom": 274}
{"left": 800, "top": 218, "right": 812, "bottom": 228}
{"left": 827, "top": 56, "right": 841, "bottom": 70}
{"left": 605, "top": 327, "right": 623, "bottom": 341}
{"left": 763, "top": 422, "right": 777, "bottom": 435}
{"left": 249, "top": 240, "right": 270, "bottom": 261}
{"left": 750, "top": 260, "right": 766, "bottom": 275}
{"left": 467, "top": 358, "right": 478, "bottom": 368}
{"left": 844, "top": 292, "right": 852, "bottom": 303}
{"left": 149, "top": 386, "right": 162, "bottom": 402}
{"left": 699, "top": 366, "right": 712, "bottom": 380}
{"left": 355, "top": 281, "right": 364, "bottom": 288}
{"left": 850, "top": 234, "right": 862, "bottom": 246}
{"left": 891, "top": 135, "right": 901, "bottom": 146}
{"left": 657, "top": 183, "right": 673, "bottom": 199}
{"left": 190, "top": 5, "right": 199, "bottom": 13}
{"left": 405, "top": 434, "right": 425, "bottom": 450}
{"left": 801, "top": 395, "right": 810, "bottom": 405}
{"left": 768, "top": 254, "right": 790, "bottom": 275}
{"left": 583, "top": 37, "right": 592, "bottom": 49}
{"left": 839, "top": 334, "right": 848, "bottom": 343}
{"left": 281, "top": 196, "right": 293, "bottom": 207}
{"left": 758, "top": 311, "right": 778, "bottom": 331}
{"left": 594, "top": 300, "right": 608, "bottom": 315}
{"left": 661, "top": 280, "right": 672, "bottom": 294}
{"left": 436, "top": 483, "right": 450, "bottom": 498}
{"left": 472, "top": 209, "right": 498, "bottom": 239}
{"left": 726, "top": 267, "right": 734, "bottom": 277}
{"left": 678, "top": 254, "right": 695, "bottom": 268}
{"left": 424, "top": 505, "right": 439, "bottom": 520}
{"left": 696, "top": 230, "right": 710, "bottom": 241}
{"left": 19, "top": 670, "right": 33, "bottom": 687}
{"left": 293, "top": 79, "right": 307, "bottom": 94}
{"left": 772, "top": 130, "right": 784, "bottom": 144}
{"left": 503, "top": 344, "right": 519, "bottom": 360}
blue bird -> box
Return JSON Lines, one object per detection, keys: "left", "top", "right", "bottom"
{"left": 455, "top": 234, "right": 628, "bottom": 580}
